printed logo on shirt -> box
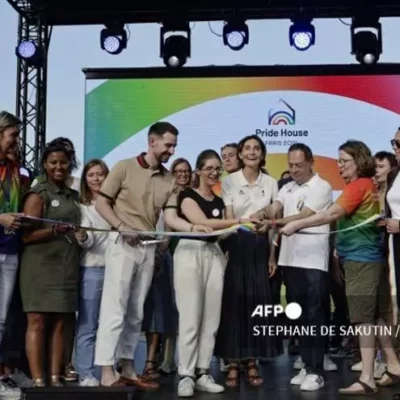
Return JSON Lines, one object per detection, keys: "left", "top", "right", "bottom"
{"left": 51, "top": 199, "right": 60, "bottom": 208}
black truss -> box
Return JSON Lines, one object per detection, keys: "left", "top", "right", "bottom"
{"left": 6, "top": 0, "right": 400, "bottom": 174}
{"left": 6, "top": 0, "right": 400, "bottom": 25}
{"left": 15, "top": 13, "right": 50, "bottom": 174}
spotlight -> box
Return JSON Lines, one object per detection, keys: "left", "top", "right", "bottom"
{"left": 15, "top": 41, "right": 41, "bottom": 65}
{"left": 289, "top": 19, "right": 315, "bottom": 51}
{"left": 223, "top": 20, "right": 249, "bottom": 51}
{"left": 160, "top": 22, "right": 191, "bottom": 68}
{"left": 351, "top": 16, "right": 382, "bottom": 64}
{"left": 100, "top": 23, "right": 127, "bottom": 55}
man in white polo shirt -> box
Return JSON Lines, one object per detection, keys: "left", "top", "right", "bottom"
{"left": 252, "top": 143, "right": 332, "bottom": 392}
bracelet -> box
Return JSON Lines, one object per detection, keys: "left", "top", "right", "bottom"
{"left": 116, "top": 222, "right": 124, "bottom": 231}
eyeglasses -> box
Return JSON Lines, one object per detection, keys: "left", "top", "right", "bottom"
{"left": 202, "top": 166, "right": 223, "bottom": 174}
{"left": 391, "top": 139, "right": 400, "bottom": 149}
{"left": 337, "top": 158, "right": 354, "bottom": 166}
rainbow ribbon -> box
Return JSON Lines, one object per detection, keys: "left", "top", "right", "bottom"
{"left": 17, "top": 214, "right": 382, "bottom": 239}
{"left": 18, "top": 215, "right": 254, "bottom": 238}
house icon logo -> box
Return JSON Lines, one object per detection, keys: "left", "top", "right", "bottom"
{"left": 268, "top": 99, "right": 296, "bottom": 125}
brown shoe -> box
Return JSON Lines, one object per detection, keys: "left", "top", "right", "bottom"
{"left": 100, "top": 379, "right": 126, "bottom": 387}
{"left": 119, "top": 375, "right": 160, "bottom": 391}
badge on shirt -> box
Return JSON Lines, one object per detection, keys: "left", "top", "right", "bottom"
{"left": 297, "top": 200, "right": 304, "bottom": 211}
{"left": 51, "top": 199, "right": 60, "bottom": 208}
{"left": 212, "top": 208, "right": 220, "bottom": 217}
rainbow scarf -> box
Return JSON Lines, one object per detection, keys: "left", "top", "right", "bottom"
{"left": 0, "top": 160, "right": 21, "bottom": 213}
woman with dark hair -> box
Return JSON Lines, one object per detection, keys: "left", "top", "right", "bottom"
{"left": 32, "top": 137, "right": 80, "bottom": 193}
{"left": 19, "top": 143, "right": 81, "bottom": 387}
{"left": 281, "top": 140, "right": 400, "bottom": 395}
{"left": 215, "top": 135, "right": 282, "bottom": 388}
{"left": 141, "top": 157, "right": 192, "bottom": 379}
{"left": 74, "top": 159, "right": 110, "bottom": 386}
{"left": 173, "top": 150, "right": 251, "bottom": 397}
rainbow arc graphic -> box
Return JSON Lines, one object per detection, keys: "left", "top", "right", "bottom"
{"left": 268, "top": 99, "right": 296, "bottom": 125}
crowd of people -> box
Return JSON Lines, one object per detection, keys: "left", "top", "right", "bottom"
{"left": 0, "top": 109, "right": 400, "bottom": 397}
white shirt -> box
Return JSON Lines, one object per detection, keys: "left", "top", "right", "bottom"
{"left": 277, "top": 174, "right": 333, "bottom": 272}
{"left": 222, "top": 170, "right": 278, "bottom": 218}
{"left": 387, "top": 174, "right": 400, "bottom": 219}
{"left": 78, "top": 202, "right": 110, "bottom": 267}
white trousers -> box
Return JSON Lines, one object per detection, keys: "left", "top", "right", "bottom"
{"left": 94, "top": 232, "right": 156, "bottom": 365}
{"left": 173, "top": 239, "right": 227, "bottom": 377}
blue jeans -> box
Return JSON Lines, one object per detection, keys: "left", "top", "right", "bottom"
{"left": 0, "top": 255, "right": 18, "bottom": 363}
{"left": 74, "top": 267, "right": 104, "bottom": 380}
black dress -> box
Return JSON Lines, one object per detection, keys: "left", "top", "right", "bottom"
{"left": 214, "top": 171, "right": 283, "bottom": 360}
{"left": 215, "top": 231, "right": 283, "bottom": 359}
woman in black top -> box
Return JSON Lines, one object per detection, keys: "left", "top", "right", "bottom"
{"left": 173, "top": 150, "right": 251, "bottom": 397}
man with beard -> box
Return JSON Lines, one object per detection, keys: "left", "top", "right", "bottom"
{"left": 94, "top": 122, "right": 210, "bottom": 389}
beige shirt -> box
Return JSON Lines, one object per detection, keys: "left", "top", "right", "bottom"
{"left": 100, "top": 153, "right": 177, "bottom": 231}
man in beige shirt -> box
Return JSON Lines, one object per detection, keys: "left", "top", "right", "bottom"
{"left": 94, "top": 122, "right": 209, "bottom": 389}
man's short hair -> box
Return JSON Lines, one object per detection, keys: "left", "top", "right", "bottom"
{"left": 288, "top": 143, "right": 314, "bottom": 162}
{"left": 148, "top": 122, "right": 179, "bottom": 137}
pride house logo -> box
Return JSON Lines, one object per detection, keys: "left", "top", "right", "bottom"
{"left": 268, "top": 99, "right": 296, "bottom": 125}
{"left": 255, "top": 99, "right": 309, "bottom": 142}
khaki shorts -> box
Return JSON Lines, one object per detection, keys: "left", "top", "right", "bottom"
{"left": 344, "top": 260, "right": 391, "bottom": 325}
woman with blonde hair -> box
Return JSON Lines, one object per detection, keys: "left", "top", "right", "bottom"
{"left": 74, "top": 159, "right": 110, "bottom": 387}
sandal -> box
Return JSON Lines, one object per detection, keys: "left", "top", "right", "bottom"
{"left": 338, "top": 380, "right": 378, "bottom": 395}
{"left": 50, "top": 375, "right": 63, "bottom": 387}
{"left": 225, "top": 365, "right": 239, "bottom": 388}
{"left": 32, "top": 378, "right": 45, "bottom": 387}
{"left": 246, "top": 361, "right": 263, "bottom": 387}
{"left": 143, "top": 360, "right": 161, "bottom": 380}
{"left": 376, "top": 371, "right": 400, "bottom": 387}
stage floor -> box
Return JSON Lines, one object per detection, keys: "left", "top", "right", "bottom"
{"left": 129, "top": 338, "right": 398, "bottom": 400}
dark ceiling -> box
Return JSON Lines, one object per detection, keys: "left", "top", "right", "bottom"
{"left": 6, "top": 0, "right": 400, "bottom": 25}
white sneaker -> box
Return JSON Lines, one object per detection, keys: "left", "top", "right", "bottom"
{"left": 374, "top": 361, "right": 387, "bottom": 379}
{"left": 220, "top": 359, "right": 229, "bottom": 372}
{"left": 80, "top": 377, "right": 99, "bottom": 387}
{"left": 290, "top": 369, "right": 307, "bottom": 385}
{"left": 351, "top": 360, "right": 362, "bottom": 371}
{"left": 293, "top": 356, "right": 304, "bottom": 370}
{"left": 294, "top": 355, "right": 337, "bottom": 371}
{"left": 195, "top": 375, "right": 225, "bottom": 393}
{"left": 300, "top": 374, "right": 325, "bottom": 391}
{"left": 9, "top": 369, "right": 32, "bottom": 388}
{"left": 178, "top": 377, "right": 195, "bottom": 397}
{"left": 323, "top": 355, "right": 337, "bottom": 371}
{"left": 0, "top": 378, "right": 21, "bottom": 399}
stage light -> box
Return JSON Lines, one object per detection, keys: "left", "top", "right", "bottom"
{"left": 160, "top": 22, "right": 191, "bottom": 68}
{"left": 289, "top": 19, "right": 315, "bottom": 51}
{"left": 16, "top": 41, "right": 37, "bottom": 59}
{"left": 162, "top": 35, "right": 189, "bottom": 67}
{"left": 351, "top": 16, "right": 382, "bottom": 65}
{"left": 15, "top": 40, "right": 42, "bottom": 66}
{"left": 223, "top": 20, "right": 249, "bottom": 51}
{"left": 100, "top": 24, "right": 127, "bottom": 55}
